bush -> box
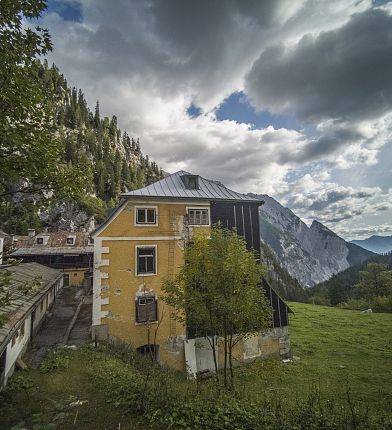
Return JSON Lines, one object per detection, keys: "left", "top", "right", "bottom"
{"left": 81, "top": 343, "right": 392, "bottom": 430}
{"left": 371, "top": 295, "right": 392, "bottom": 313}
{"left": 40, "top": 347, "right": 72, "bottom": 373}
{"left": 311, "top": 295, "right": 330, "bottom": 306}
{"left": 337, "top": 298, "right": 369, "bottom": 311}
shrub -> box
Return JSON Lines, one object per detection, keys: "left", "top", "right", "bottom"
{"left": 371, "top": 295, "right": 392, "bottom": 313}
{"left": 40, "top": 347, "right": 72, "bottom": 373}
{"left": 311, "top": 295, "right": 330, "bottom": 306}
{"left": 337, "top": 298, "right": 369, "bottom": 311}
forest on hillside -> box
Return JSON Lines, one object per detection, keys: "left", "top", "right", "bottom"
{"left": 0, "top": 60, "right": 162, "bottom": 234}
{"left": 310, "top": 251, "right": 392, "bottom": 312}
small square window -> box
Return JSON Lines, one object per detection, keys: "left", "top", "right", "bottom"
{"left": 188, "top": 208, "right": 209, "bottom": 225}
{"left": 136, "top": 296, "right": 157, "bottom": 323}
{"left": 66, "top": 237, "right": 75, "bottom": 245}
{"left": 137, "top": 246, "right": 156, "bottom": 275}
{"left": 36, "top": 237, "right": 44, "bottom": 244}
{"left": 136, "top": 208, "right": 157, "bottom": 225}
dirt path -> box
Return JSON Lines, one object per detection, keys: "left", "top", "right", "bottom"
{"left": 28, "top": 286, "right": 92, "bottom": 367}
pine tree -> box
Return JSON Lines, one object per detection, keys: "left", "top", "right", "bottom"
{"left": 94, "top": 101, "right": 101, "bottom": 129}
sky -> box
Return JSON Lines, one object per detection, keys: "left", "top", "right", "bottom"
{"left": 36, "top": 0, "right": 392, "bottom": 240}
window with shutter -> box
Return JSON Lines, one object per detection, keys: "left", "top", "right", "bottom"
{"left": 135, "top": 296, "right": 158, "bottom": 323}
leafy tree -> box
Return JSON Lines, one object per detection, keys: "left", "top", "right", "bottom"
{"left": 355, "top": 263, "right": 392, "bottom": 299}
{"left": 162, "top": 227, "right": 271, "bottom": 389}
{"left": 0, "top": 0, "right": 84, "bottom": 203}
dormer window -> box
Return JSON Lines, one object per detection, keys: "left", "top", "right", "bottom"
{"left": 66, "top": 237, "right": 75, "bottom": 245}
{"left": 36, "top": 237, "right": 44, "bottom": 245}
{"left": 181, "top": 174, "right": 199, "bottom": 190}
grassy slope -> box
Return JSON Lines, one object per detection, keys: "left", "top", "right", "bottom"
{"left": 237, "top": 302, "right": 392, "bottom": 411}
{"left": 0, "top": 303, "right": 391, "bottom": 429}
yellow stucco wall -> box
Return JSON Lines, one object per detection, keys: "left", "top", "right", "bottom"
{"left": 64, "top": 268, "right": 86, "bottom": 287}
{"left": 95, "top": 199, "right": 211, "bottom": 371}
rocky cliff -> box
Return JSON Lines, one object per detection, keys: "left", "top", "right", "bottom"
{"left": 252, "top": 194, "right": 374, "bottom": 288}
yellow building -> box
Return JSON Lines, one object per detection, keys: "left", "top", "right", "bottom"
{"left": 11, "top": 231, "right": 93, "bottom": 289}
{"left": 92, "top": 171, "right": 291, "bottom": 374}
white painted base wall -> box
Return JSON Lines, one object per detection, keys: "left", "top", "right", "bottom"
{"left": 184, "top": 336, "right": 217, "bottom": 378}
{"left": 4, "top": 315, "right": 31, "bottom": 384}
{"left": 1, "top": 278, "right": 63, "bottom": 387}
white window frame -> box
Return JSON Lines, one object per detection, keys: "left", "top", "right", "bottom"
{"left": 36, "top": 235, "right": 49, "bottom": 245}
{"left": 66, "top": 236, "right": 76, "bottom": 245}
{"left": 186, "top": 207, "right": 210, "bottom": 226}
{"left": 135, "top": 245, "right": 157, "bottom": 277}
{"left": 134, "top": 206, "right": 158, "bottom": 227}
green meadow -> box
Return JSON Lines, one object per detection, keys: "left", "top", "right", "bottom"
{"left": 1, "top": 303, "right": 391, "bottom": 429}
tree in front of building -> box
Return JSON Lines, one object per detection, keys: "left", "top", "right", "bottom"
{"left": 162, "top": 227, "right": 271, "bottom": 389}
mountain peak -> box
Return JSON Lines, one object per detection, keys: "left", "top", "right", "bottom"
{"left": 310, "top": 220, "right": 338, "bottom": 237}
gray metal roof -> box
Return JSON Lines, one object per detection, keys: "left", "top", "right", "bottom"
{"left": 0, "top": 263, "right": 62, "bottom": 353}
{"left": 122, "top": 171, "right": 263, "bottom": 203}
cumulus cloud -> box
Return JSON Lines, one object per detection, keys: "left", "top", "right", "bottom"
{"left": 38, "top": 0, "right": 392, "bottom": 238}
{"left": 278, "top": 173, "right": 392, "bottom": 227}
{"left": 245, "top": 8, "right": 392, "bottom": 122}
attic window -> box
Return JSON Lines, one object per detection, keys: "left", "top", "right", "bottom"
{"left": 181, "top": 174, "right": 199, "bottom": 190}
{"left": 66, "top": 237, "right": 75, "bottom": 245}
{"left": 36, "top": 237, "right": 44, "bottom": 245}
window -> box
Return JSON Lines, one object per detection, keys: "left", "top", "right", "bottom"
{"left": 11, "top": 333, "right": 18, "bottom": 347}
{"left": 36, "top": 237, "right": 44, "bottom": 245}
{"left": 136, "top": 246, "right": 156, "bottom": 275}
{"left": 181, "top": 174, "right": 199, "bottom": 190}
{"left": 20, "top": 321, "right": 25, "bottom": 338}
{"left": 135, "top": 207, "right": 157, "bottom": 225}
{"left": 136, "top": 296, "right": 158, "bottom": 323}
{"left": 66, "top": 237, "right": 75, "bottom": 245}
{"left": 40, "top": 300, "right": 44, "bottom": 311}
{"left": 188, "top": 208, "right": 209, "bottom": 225}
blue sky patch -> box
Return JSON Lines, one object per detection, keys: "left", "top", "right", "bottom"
{"left": 186, "top": 103, "right": 202, "bottom": 118}
{"left": 45, "top": 0, "right": 83, "bottom": 22}
{"left": 215, "top": 91, "right": 303, "bottom": 131}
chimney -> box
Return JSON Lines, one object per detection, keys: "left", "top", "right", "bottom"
{"left": 27, "top": 229, "right": 36, "bottom": 238}
{"left": 0, "top": 237, "right": 3, "bottom": 265}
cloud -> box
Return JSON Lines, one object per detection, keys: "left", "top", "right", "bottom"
{"left": 245, "top": 8, "right": 392, "bottom": 122}
{"left": 336, "top": 224, "right": 392, "bottom": 240}
{"left": 278, "top": 173, "right": 392, "bottom": 227}
{"left": 37, "top": 0, "right": 392, "bottom": 238}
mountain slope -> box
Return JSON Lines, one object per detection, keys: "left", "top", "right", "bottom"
{"left": 351, "top": 235, "right": 392, "bottom": 254}
{"left": 250, "top": 194, "right": 374, "bottom": 288}
{"left": 0, "top": 62, "right": 163, "bottom": 234}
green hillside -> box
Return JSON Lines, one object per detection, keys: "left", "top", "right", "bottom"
{"left": 239, "top": 302, "right": 392, "bottom": 406}
{"left": 0, "top": 61, "right": 163, "bottom": 234}
{"left": 1, "top": 302, "right": 391, "bottom": 429}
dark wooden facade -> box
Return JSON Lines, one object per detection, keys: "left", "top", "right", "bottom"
{"left": 210, "top": 201, "right": 261, "bottom": 253}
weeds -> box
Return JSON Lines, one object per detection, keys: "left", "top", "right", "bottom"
{"left": 40, "top": 347, "right": 71, "bottom": 373}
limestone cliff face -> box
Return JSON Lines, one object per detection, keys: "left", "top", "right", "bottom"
{"left": 252, "top": 194, "right": 374, "bottom": 288}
